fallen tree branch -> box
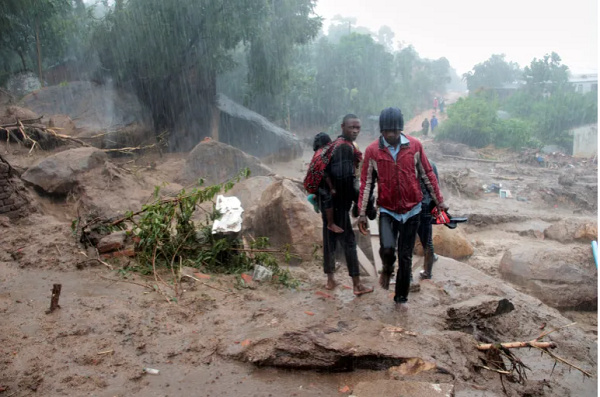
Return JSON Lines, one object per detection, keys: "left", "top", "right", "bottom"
{"left": 442, "top": 154, "right": 504, "bottom": 163}
{"left": 532, "top": 346, "right": 593, "bottom": 378}
{"left": 181, "top": 274, "right": 233, "bottom": 294}
{"left": 99, "top": 275, "right": 153, "bottom": 290}
{"left": 101, "top": 143, "right": 157, "bottom": 154}
{"left": 535, "top": 322, "right": 576, "bottom": 341}
{"left": 477, "top": 341, "right": 557, "bottom": 350}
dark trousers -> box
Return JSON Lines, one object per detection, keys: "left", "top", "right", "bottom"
{"left": 322, "top": 206, "right": 360, "bottom": 277}
{"left": 417, "top": 212, "right": 434, "bottom": 253}
{"left": 379, "top": 212, "right": 420, "bottom": 303}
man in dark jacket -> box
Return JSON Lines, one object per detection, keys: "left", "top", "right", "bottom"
{"left": 322, "top": 114, "right": 373, "bottom": 296}
{"left": 357, "top": 107, "right": 447, "bottom": 310}
{"left": 417, "top": 161, "right": 439, "bottom": 280}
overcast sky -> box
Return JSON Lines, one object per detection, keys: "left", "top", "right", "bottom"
{"left": 314, "top": 0, "right": 598, "bottom": 75}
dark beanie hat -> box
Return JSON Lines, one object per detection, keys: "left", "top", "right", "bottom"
{"left": 313, "top": 132, "right": 332, "bottom": 151}
{"left": 379, "top": 107, "right": 404, "bottom": 132}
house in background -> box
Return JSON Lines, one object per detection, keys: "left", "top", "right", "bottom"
{"left": 572, "top": 124, "right": 598, "bottom": 158}
{"left": 568, "top": 73, "right": 598, "bottom": 94}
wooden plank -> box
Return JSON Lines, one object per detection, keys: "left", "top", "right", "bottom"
{"left": 356, "top": 245, "right": 377, "bottom": 278}
{"left": 370, "top": 235, "right": 383, "bottom": 275}
{"left": 368, "top": 219, "right": 379, "bottom": 236}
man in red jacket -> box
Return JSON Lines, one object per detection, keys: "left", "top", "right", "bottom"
{"left": 357, "top": 107, "right": 448, "bottom": 310}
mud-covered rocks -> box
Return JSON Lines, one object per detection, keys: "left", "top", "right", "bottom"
{"left": 97, "top": 231, "right": 127, "bottom": 254}
{"left": 415, "top": 226, "right": 474, "bottom": 260}
{"left": 544, "top": 219, "right": 598, "bottom": 243}
{"left": 0, "top": 158, "right": 30, "bottom": 219}
{"left": 22, "top": 147, "right": 107, "bottom": 194}
{"left": 499, "top": 244, "right": 597, "bottom": 310}
{"left": 181, "top": 140, "right": 272, "bottom": 186}
{"left": 446, "top": 295, "right": 515, "bottom": 330}
{"left": 245, "top": 179, "right": 320, "bottom": 260}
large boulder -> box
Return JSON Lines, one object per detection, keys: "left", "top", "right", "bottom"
{"left": 415, "top": 226, "right": 474, "bottom": 260}
{"left": 22, "top": 147, "right": 107, "bottom": 194}
{"left": 544, "top": 219, "right": 598, "bottom": 243}
{"left": 216, "top": 94, "right": 302, "bottom": 160}
{"left": 181, "top": 140, "right": 272, "bottom": 186}
{"left": 226, "top": 176, "right": 276, "bottom": 211}
{"left": 0, "top": 106, "right": 39, "bottom": 124}
{"left": 245, "top": 179, "right": 321, "bottom": 259}
{"left": 21, "top": 81, "right": 152, "bottom": 138}
{"left": 499, "top": 245, "right": 597, "bottom": 310}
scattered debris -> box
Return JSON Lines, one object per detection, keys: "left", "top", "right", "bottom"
{"left": 252, "top": 265, "right": 273, "bottom": 281}
{"left": 45, "top": 284, "right": 62, "bottom": 314}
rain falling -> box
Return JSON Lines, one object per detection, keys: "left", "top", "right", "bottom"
{"left": 0, "top": 1, "right": 597, "bottom": 396}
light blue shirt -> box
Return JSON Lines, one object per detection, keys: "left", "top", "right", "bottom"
{"left": 379, "top": 134, "right": 421, "bottom": 223}
{"left": 383, "top": 134, "right": 409, "bottom": 161}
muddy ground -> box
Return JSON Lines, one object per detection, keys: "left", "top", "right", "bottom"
{"left": 0, "top": 108, "right": 598, "bottom": 396}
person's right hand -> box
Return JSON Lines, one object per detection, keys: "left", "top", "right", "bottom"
{"left": 358, "top": 215, "right": 369, "bottom": 235}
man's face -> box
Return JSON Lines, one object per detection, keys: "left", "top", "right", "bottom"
{"left": 341, "top": 118, "right": 361, "bottom": 141}
{"left": 382, "top": 129, "right": 401, "bottom": 147}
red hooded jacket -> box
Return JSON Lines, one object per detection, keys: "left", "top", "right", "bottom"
{"left": 358, "top": 135, "right": 444, "bottom": 216}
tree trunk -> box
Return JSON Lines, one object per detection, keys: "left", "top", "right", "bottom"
{"left": 210, "top": 103, "right": 220, "bottom": 141}
{"left": 35, "top": 19, "right": 43, "bottom": 86}
{"left": 18, "top": 50, "right": 27, "bottom": 72}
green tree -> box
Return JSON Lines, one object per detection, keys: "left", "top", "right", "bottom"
{"left": 0, "top": 0, "right": 73, "bottom": 82}
{"left": 436, "top": 94, "right": 500, "bottom": 147}
{"left": 462, "top": 54, "right": 521, "bottom": 92}
{"left": 94, "top": 0, "right": 320, "bottom": 148}
{"left": 522, "top": 52, "right": 569, "bottom": 97}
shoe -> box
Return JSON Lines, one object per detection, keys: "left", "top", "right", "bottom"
{"left": 419, "top": 270, "right": 432, "bottom": 280}
{"left": 433, "top": 253, "right": 439, "bottom": 262}
{"left": 409, "top": 282, "right": 421, "bottom": 292}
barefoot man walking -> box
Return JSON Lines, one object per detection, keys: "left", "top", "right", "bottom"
{"left": 322, "top": 114, "right": 374, "bottom": 296}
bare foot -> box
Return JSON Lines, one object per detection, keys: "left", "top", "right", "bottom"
{"left": 325, "top": 275, "right": 337, "bottom": 290}
{"left": 379, "top": 273, "right": 391, "bottom": 290}
{"left": 396, "top": 302, "right": 409, "bottom": 312}
{"left": 327, "top": 224, "right": 344, "bottom": 234}
{"left": 353, "top": 284, "right": 374, "bottom": 296}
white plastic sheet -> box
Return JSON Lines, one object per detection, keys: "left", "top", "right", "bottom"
{"left": 211, "top": 195, "right": 244, "bottom": 234}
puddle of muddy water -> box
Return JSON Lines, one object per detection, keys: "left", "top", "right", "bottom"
{"left": 119, "top": 358, "right": 393, "bottom": 397}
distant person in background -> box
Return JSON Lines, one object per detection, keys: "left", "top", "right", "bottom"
{"left": 421, "top": 118, "right": 430, "bottom": 137}
{"left": 439, "top": 98, "right": 445, "bottom": 113}
{"left": 430, "top": 114, "right": 438, "bottom": 133}
{"left": 433, "top": 97, "right": 439, "bottom": 113}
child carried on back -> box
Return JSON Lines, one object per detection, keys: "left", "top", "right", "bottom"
{"left": 306, "top": 132, "right": 344, "bottom": 233}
